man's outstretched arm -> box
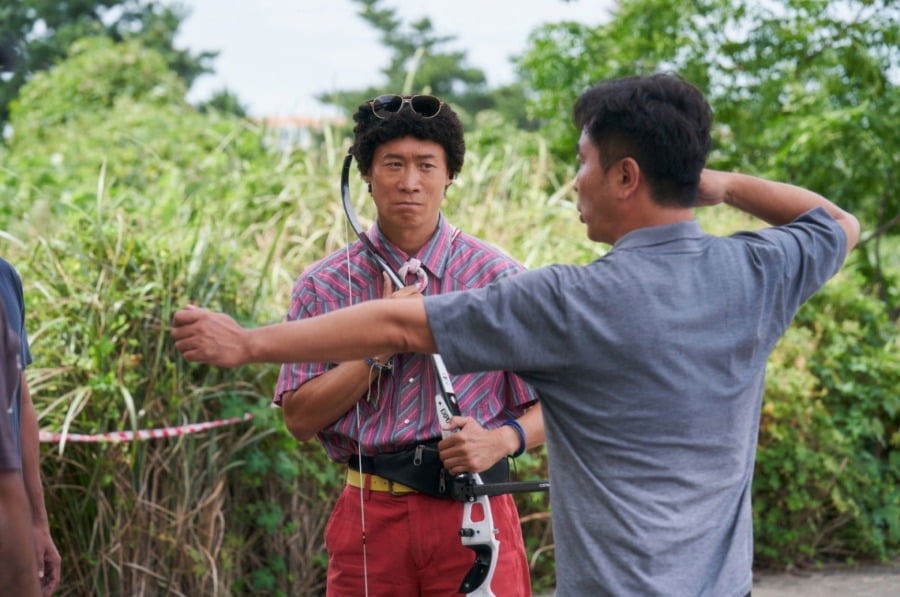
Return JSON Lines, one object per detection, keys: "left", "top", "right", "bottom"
{"left": 172, "top": 297, "right": 436, "bottom": 368}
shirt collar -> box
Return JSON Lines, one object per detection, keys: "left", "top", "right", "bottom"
{"left": 366, "top": 212, "right": 455, "bottom": 280}
{"left": 611, "top": 220, "right": 705, "bottom": 251}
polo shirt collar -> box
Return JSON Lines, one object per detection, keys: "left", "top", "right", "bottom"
{"left": 366, "top": 212, "right": 454, "bottom": 280}
{"left": 612, "top": 220, "right": 705, "bottom": 251}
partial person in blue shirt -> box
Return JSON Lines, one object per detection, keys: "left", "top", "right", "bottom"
{"left": 1, "top": 299, "right": 41, "bottom": 596}
{"left": 1, "top": 258, "right": 61, "bottom": 595}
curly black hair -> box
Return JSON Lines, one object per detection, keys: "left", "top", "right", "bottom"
{"left": 574, "top": 74, "right": 712, "bottom": 207}
{"left": 349, "top": 95, "right": 466, "bottom": 179}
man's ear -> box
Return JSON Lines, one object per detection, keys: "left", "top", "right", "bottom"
{"left": 618, "top": 157, "right": 641, "bottom": 195}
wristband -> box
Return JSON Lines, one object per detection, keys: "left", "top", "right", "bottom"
{"left": 500, "top": 419, "right": 526, "bottom": 458}
{"left": 366, "top": 357, "right": 393, "bottom": 371}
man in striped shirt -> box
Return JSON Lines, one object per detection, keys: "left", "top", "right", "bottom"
{"left": 272, "top": 95, "right": 544, "bottom": 595}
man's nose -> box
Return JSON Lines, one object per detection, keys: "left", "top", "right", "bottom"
{"left": 398, "top": 168, "right": 421, "bottom": 191}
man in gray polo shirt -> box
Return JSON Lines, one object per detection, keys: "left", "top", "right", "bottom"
{"left": 173, "top": 74, "right": 860, "bottom": 596}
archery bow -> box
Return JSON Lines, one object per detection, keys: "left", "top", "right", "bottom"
{"left": 341, "top": 152, "right": 499, "bottom": 595}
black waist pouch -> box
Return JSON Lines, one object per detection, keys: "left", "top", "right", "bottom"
{"left": 348, "top": 440, "right": 509, "bottom": 500}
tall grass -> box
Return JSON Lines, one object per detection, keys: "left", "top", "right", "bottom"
{"left": 3, "top": 93, "right": 354, "bottom": 593}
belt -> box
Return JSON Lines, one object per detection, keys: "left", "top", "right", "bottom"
{"left": 346, "top": 468, "right": 418, "bottom": 495}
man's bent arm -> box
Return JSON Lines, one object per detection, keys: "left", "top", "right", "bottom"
{"left": 280, "top": 277, "right": 414, "bottom": 441}
{"left": 172, "top": 297, "right": 435, "bottom": 368}
{"left": 282, "top": 359, "right": 395, "bottom": 441}
{"left": 698, "top": 170, "right": 860, "bottom": 253}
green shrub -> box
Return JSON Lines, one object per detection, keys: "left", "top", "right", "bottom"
{"left": 754, "top": 269, "right": 900, "bottom": 567}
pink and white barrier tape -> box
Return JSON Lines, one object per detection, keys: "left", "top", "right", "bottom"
{"left": 39, "top": 413, "right": 254, "bottom": 443}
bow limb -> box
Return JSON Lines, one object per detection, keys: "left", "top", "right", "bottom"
{"left": 458, "top": 473, "right": 500, "bottom": 596}
{"left": 439, "top": 411, "right": 499, "bottom": 595}
{"left": 341, "top": 153, "right": 404, "bottom": 288}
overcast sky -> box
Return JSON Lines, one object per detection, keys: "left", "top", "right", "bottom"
{"left": 173, "top": 0, "right": 613, "bottom": 117}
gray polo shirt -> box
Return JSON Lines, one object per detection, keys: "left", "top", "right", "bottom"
{"left": 425, "top": 208, "right": 846, "bottom": 596}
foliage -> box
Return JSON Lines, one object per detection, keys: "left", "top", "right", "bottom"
{"left": 10, "top": 36, "right": 186, "bottom": 136}
{"left": 198, "top": 88, "right": 249, "bottom": 118}
{"left": 519, "top": 0, "right": 899, "bottom": 304}
{"left": 3, "top": 37, "right": 345, "bottom": 596}
{"left": 0, "top": 0, "right": 215, "bottom": 129}
{"left": 755, "top": 270, "right": 900, "bottom": 567}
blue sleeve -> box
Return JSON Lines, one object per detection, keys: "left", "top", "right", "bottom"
{"left": 0, "top": 308, "right": 22, "bottom": 470}
{"left": 0, "top": 260, "right": 31, "bottom": 369}
{"left": 737, "top": 207, "right": 848, "bottom": 316}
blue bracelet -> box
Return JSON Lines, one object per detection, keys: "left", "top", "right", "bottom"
{"left": 501, "top": 419, "right": 526, "bottom": 458}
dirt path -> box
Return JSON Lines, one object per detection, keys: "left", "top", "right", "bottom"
{"left": 535, "top": 562, "right": 900, "bottom": 596}
{"left": 753, "top": 562, "right": 900, "bottom": 597}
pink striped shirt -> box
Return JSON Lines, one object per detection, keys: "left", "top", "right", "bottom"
{"left": 274, "top": 214, "right": 536, "bottom": 462}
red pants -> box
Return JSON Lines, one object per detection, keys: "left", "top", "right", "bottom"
{"left": 325, "top": 485, "right": 532, "bottom": 596}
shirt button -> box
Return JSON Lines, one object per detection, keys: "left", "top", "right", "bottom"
{"left": 408, "top": 378, "right": 415, "bottom": 384}
{"left": 403, "top": 419, "right": 410, "bottom": 425}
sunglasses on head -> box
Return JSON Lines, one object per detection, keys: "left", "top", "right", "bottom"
{"left": 369, "top": 94, "right": 444, "bottom": 119}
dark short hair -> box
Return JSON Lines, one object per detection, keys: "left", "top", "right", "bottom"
{"left": 350, "top": 95, "right": 466, "bottom": 179}
{"left": 574, "top": 74, "right": 712, "bottom": 207}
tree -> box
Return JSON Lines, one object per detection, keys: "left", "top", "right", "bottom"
{"left": 519, "top": 0, "right": 899, "bottom": 302}
{"left": 198, "top": 88, "right": 249, "bottom": 118}
{"left": 0, "top": 0, "right": 216, "bottom": 128}
{"left": 316, "top": 0, "right": 534, "bottom": 127}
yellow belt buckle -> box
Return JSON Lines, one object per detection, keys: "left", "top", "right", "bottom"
{"left": 388, "top": 479, "right": 409, "bottom": 496}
